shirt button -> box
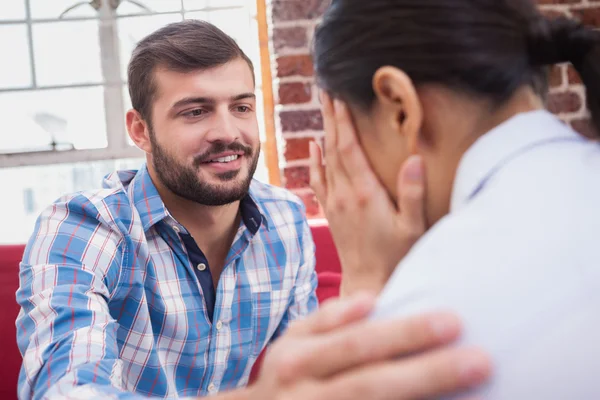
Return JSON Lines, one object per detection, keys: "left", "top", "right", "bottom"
{"left": 208, "top": 383, "right": 216, "bottom": 392}
{"left": 197, "top": 263, "right": 206, "bottom": 271}
{"left": 216, "top": 320, "right": 223, "bottom": 330}
{"left": 173, "top": 226, "right": 180, "bottom": 233}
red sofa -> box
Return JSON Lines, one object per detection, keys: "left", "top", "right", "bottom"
{"left": 0, "top": 220, "right": 341, "bottom": 399}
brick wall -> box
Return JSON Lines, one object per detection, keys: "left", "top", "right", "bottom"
{"left": 268, "top": 0, "right": 599, "bottom": 217}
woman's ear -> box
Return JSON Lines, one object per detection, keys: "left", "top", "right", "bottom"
{"left": 372, "top": 66, "right": 423, "bottom": 154}
{"left": 126, "top": 109, "right": 152, "bottom": 154}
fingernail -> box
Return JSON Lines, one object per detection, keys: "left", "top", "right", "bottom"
{"left": 334, "top": 99, "right": 343, "bottom": 112}
{"left": 429, "top": 313, "right": 460, "bottom": 340}
{"left": 460, "top": 352, "right": 490, "bottom": 387}
{"left": 405, "top": 155, "right": 423, "bottom": 182}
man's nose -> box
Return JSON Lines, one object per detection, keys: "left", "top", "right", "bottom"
{"left": 205, "top": 109, "right": 240, "bottom": 143}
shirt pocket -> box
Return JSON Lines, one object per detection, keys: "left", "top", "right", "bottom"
{"left": 251, "top": 288, "right": 292, "bottom": 356}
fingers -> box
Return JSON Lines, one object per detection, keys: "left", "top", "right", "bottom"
{"left": 317, "top": 346, "right": 491, "bottom": 400}
{"left": 397, "top": 155, "right": 426, "bottom": 234}
{"left": 309, "top": 141, "right": 327, "bottom": 203}
{"left": 321, "top": 92, "right": 351, "bottom": 191}
{"left": 285, "top": 293, "right": 377, "bottom": 337}
{"left": 282, "top": 312, "right": 462, "bottom": 382}
{"left": 333, "top": 100, "right": 380, "bottom": 194}
{"left": 321, "top": 91, "right": 339, "bottom": 190}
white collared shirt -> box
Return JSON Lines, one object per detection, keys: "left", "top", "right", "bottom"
{"left": 374, "top": 110, "right": 600, "bottom": 399}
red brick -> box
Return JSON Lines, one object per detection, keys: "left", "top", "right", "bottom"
{"left": 537, "top": 0, "right": 581, "bottom": 4}
{"left": 272, "top": 0, "right": 329, "bottom": 22}
{"left": 547, "top": 91, "right": 583, "bottom": 113}
{"left": 549, "top": 65, "right": 563, "bottom": 88}
{"left": 284, "top": 166, "right": 310, "bottom": 189}
{"left": 571, "top": 7, "right": 600, "bottom": 26}
{"left": 571, "top": 118, "right": 599, "bottom": 139}
{"left": 293, "top": 190, "right": 323, "bottom": 218}
{"left": 279, "top": 82, "right": 312, "bottom": 105}
{"left": 567, "top": 65, "right": 582, "bottom": 84}
{"left": 277, "top": 55, "right": 314, "bottom": 78}
{"left": 280, "top": 110, "right": 323, "bottom": 132}
{"left": 273, "top": 27, "right": 308, "bottom": 51}
{"left": 284, "top": 137, "right": 314, "bottom": 161}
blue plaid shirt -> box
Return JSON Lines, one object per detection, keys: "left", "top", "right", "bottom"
{"left": 16, "top": 166, "right": 318, "bottom": 399}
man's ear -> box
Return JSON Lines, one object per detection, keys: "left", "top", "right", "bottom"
{"left": 372, "top": 66, "right": 423, "bottom": 154}
{"left": 126, "top": 109, "right": 152, "bottom": 154}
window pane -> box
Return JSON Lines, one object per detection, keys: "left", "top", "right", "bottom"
{"left": 33, "top": 20, "right": 102, "bottom": 86}
{"left": 183, "top": 11, "right": 209, "bottom": 22}
{"left": 253, "top": 87, "right": 270, "bottom": 183}
{"left": 184, "top": 0, "right": 246, "bottom": 9}
{"left": 255, "top": 89, "right": 266, "bottom": 143}
{"left": 0, "top": 158, "right": 143, "bottom": 244}
{"left": 210, "top": 0, "right": 247, "bottom": 8}
{"left": 0, "top": 25, "right": 32, "bottom": 89}
{"left": 0, "top": 1, "right": 26, "bottom": 20}
{"left": 123, "top": 83, "right": 132, "bottom": 111}
{"left": 182, "top": 0, "right": 208, "bottom": 11}
{"left": 248, "top": 17, "right": 262, "bottom": 87}
{"left": 122, "top": 84, "right": 137, "bottom": 146}
{"left": 117, "top": 0, "right": 183, "bottom": 15}
{"left": 0, "top": 87, "right": 107, "bottom": 152}
{"left": 248, "top": 0, "right": 257, "bottom": 16}
{"left": 206, "top": 8, "right": 251, "bottom": 48}
{"left": 117, "top": 13, "right": 183, "bottom": 81}
{"left": 30, "top": 0, "right": 99, "bottom": 19}
{"left": 254, "top": 152, "right": 268, "bottom": 184}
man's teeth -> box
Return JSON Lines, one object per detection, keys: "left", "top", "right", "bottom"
{"left": 211, "top": 155, "right": 239, "bottom": 163}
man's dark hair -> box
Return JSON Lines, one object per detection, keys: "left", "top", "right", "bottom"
{"left": 128, "top": 19, "right": 254, "bottom": 122}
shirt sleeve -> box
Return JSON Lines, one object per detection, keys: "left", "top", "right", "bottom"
{"left": 270, "top": 216, "right": 319, "bottom": 342}
{"left": 16, "top": 194, "right": 146, "bottom": 400}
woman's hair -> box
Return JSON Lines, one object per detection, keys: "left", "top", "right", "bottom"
{"left": 313, "top": 0, "right": 600, "bottom": 133}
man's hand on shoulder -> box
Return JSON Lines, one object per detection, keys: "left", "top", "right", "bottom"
{"left": 216, "top": 294, "right": 491, "bottom": 400}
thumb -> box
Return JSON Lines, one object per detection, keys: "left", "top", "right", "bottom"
{"left": 309, "top": 141, "right": 327, "bottom": 204}
{"left": 397, "top": 155, "right": 426, "bottom": 231}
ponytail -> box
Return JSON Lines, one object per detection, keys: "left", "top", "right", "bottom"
{"left": 528, "top": 17, "right": 600, "bottom": 134}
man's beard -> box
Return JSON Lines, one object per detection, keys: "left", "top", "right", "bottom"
{"left": 149, "top": 127, "right": 260, "bottom": 206}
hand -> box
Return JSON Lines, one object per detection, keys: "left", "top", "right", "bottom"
{"left": 309, "top": 93, "right": 426, "bottom": 296}
{"left": 250, "top": 294, "right": 491, "bottom": 400}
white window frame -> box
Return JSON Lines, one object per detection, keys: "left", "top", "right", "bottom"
{"left": 0, "top": 0, "right": 259, "bottom": 168}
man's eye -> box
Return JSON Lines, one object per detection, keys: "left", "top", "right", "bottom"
{"left": 184, "top": 109, "right": 205, "bottom": 117}
{"left": 236, "top": 106, "right": 250, "bottom": 113}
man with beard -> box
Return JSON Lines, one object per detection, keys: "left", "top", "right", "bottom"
{"left": 15, "top": 20, "right": 491, "bottom": 400}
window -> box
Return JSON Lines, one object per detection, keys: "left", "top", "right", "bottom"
{"left": 22, "top": 188, "right": 36, "bottom": 214}
{"left": 0, "top": 0, "right": 273, "bottom": 244}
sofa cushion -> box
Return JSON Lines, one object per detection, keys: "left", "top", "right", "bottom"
{"left": 0, "top": 244, "right": 25, "bottom": 399}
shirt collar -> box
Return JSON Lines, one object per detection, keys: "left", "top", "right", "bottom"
{"left": 450, "top": 110, "right": 584, "bottom": 211}
{"left": 247, "top": 181, "right": 273, "bottom": 232}
{"left": 127, "top": 165, "right": 272, "bottom": 233}
{"left": 129, "top": 165, "right": 170, "bottom": 232}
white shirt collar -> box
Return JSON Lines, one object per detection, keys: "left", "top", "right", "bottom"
{"left": 450, "top": 110, "right": 583, "bottom": 211}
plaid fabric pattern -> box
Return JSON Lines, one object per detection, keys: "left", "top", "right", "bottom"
{"left": 16, "top": 166, "right": 318, "bottom": 400}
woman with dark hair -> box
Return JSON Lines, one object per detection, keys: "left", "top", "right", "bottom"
{"left": 310, "top": 0, "right": 600, "bottom": 398}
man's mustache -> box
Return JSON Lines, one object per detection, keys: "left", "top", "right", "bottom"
{"left": 193, "top": 142, "right": 253, "bottom": 167}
